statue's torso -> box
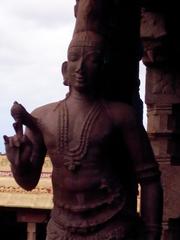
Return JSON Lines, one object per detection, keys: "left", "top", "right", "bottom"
{"left": 37, "top": 100, "right": 138, "bottom": 231}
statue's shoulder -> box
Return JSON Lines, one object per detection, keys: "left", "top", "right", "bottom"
{"left": 31, "top": 100, "right": 63, "bottom": 119}
{"left": 104, "top": 100, "right": 138, "bottom": 126}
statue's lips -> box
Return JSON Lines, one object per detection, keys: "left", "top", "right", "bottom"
{"left": 73, "top": 73, "right": 83, "bottom": 79}
{"left": 76, "top": 78, "right": 84, "bottom": 82}
{"left": 74, "top": 76, "right": 86, "bottom": 85}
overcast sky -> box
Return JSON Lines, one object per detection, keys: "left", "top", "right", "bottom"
{"left": 0, "top": 0, "right": 146, "bottom": 153}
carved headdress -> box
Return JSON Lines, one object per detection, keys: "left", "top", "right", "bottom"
{"left": 69, "top": 0, "right": 110, "bottom": 49}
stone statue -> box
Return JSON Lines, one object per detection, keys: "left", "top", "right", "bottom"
{"left": 4, "top": 31, "right": 162, "bottom": 240}
{"left": 3, "top": 1, "right": 163, "bottom": 239}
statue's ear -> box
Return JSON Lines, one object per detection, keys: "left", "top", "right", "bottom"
{"left": 61, "top": 61, "right": 68, "bottom": 86}
{"left": 74, "top": 0, "right": 79, "bottom": 17}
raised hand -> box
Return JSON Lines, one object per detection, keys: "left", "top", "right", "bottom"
{"left": 3, "top": 102, "right": 37, "bottom": 166}
{"left": 3, "top": 120, "right": 32, "bottom": 167}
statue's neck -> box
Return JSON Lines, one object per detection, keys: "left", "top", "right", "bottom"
{"left": 68, "top": 89, "right": 98, "bottom": 102}
{"left": 65, "top": 89, "right": 100, "bottom": 112}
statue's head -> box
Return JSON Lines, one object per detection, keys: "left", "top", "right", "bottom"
{"left": 62, "top": 31, "right": 105, "bottom": 94}
{"left": 62, "top": 0, "right": 109, "bottom": 95}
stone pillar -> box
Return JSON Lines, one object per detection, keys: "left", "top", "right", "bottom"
{"left": 17, "top": 209, "right": 49, "bottom": 240}
{"left": 27, "top": 223, "right": 36, "bottom": 240}
{"left": 141, "top": 4, "right": 180, "bottom": 239}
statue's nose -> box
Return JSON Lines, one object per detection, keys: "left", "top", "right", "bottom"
{"left": 75, "top": 58, "right": 84, "bottom": 73}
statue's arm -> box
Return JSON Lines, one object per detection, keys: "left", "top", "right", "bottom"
{"left": 119, "top": 106, "right": 163, "bottom": 240}
{"left": 131, "top": 125, "right": 163, "bottom": 240}
{"left": 3, "top": 102, "right": 47, "bottom": 191}
{"left": 140, "top": 177, "right": 163, "bottom": 240}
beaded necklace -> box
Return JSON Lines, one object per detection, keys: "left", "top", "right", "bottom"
{"left": 58, "top": 100, "right": 102, "bottom": 171}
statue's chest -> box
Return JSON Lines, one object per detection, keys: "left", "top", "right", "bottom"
{"left": 55, "top": 101, "right": 114, "bottom": 171}
{"left": 58, "top": 101, "right": 113, "bottom": 147}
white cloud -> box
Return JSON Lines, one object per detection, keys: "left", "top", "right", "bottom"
{"left": 1, "top": 0, "right": 75, "bottom": 28}
{"left": 0, "top": 1, "right": 75, "bottom": 152}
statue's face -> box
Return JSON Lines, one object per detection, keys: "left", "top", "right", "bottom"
{"left": 67, "top": 44, "right": 103, "bottom": 92}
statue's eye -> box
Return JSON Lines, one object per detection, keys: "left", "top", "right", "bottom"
{"left": 68, "top": 53, "right": 79, "bottom": 61}
{"left": 88, "top": 54, "right": 101, "bottom": 64}
{"left": 92, "top": 58, "right": 99, "bottom": 64}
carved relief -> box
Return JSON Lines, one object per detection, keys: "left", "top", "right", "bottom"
{"left": 141, "top": 9, "right": 168, "bottom": 67}
{"left": 146, "top": 68, "right": 180, "bottom": 105}
{"left": 151, "top": 69, "right": 175, "bottom": 95}
{"left": 141, "top": 9, "right": 167, "bottom": 39}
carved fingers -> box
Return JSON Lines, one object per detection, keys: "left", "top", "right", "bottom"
{"left": 4, "top": 121, "right": 23, "bottom": 146}
{"left": 3, "top": 121, "right": 32, "bottom": 165}
{"left": 13, "top": 121, "right": 23, "bottom": 140}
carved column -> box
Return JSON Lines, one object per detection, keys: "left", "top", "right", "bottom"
{"left": 27, "top": 223, "right": 36, "bottom": 240}
{"left": 141, "top": 4, "right": 180, "bottom": 239}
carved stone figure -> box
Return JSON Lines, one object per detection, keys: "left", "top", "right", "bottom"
{"left": 4, "top": 1, "right": 163, "bottom": 239}
{"left": 4, "top": 32, "right": 162, "bottom": 240}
